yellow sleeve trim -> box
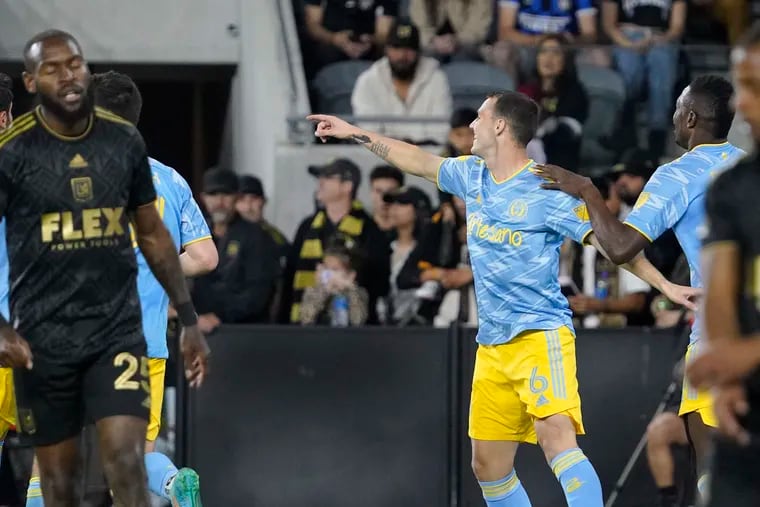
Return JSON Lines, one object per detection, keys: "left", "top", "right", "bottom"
{"left": 622, "top": 221, "right": 653, "bottom": 243}
{"left": 0, "top": 114, "right": 37, "bottom": 150}
{"left": 580, "top": 228, "right": 594, "bottom": 246}
{"left": 182, "top": 235, "right": 213, "bottom": 248}
{"left": 95, "top": 106, "right": 134, "bottom": 126}
{"left": 435, "top": 158, "right": 447, "bottom": 191}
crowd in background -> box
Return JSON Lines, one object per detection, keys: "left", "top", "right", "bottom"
{"left": 186, "top": 0, "right": 758, "bottom": 332}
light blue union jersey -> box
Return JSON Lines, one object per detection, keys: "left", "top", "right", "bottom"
{"left": 0, "top": 221, "right": 7, "bottom": 320}
{"left": 137, "top": 158, "right": 211, "bottom": 358}
{"left": 437, "top": 156, "right": 593, "bottom": 345}
{"left": 623, "top": 142, "right": 746, "bottom": 344}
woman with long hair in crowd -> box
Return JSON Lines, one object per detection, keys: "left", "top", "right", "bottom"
{"left": 518, "top": 34, "right": 589, "bottom": 173}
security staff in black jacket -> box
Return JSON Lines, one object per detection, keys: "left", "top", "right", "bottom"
{"left": 192, "top": 167, "right": 281, "bottom": 331}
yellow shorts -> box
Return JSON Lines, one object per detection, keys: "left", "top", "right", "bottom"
{"left": 679, "top": 342, "right": 717, "bottom": 428}
{"left": 469, "top": 326, "right": 584, "bottom": 444}
{"left": 0, "top": 368, "right": 16, "bottom": 439}
{"left": 146, "top": 358, "right": 167, "bottom": 442}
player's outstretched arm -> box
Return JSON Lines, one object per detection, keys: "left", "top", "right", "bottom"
{"left": 306, "top": 114, "right": 444, "bottom": 182}
{"left": 180, "top": 238, "right": 218, "bottom": 277}
{"left": 131, "top": 203, "right": 209, "bottom": 387}
{"left": 538, "top": 164, "right": 649, "bottom": 263}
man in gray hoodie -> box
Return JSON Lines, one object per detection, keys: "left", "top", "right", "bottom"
{"left": 351, "top": 19, "right": 452, "bottom": 145}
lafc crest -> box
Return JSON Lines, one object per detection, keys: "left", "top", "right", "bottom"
{"left": 71, "top": 177, "right": 93, "bottom": 202}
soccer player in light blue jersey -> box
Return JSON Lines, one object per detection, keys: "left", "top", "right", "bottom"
{"left": 21, "top": 71, "right": 218, "bottom": 507}
{"left": 308, "top": 91, "right": 694, "bottom": 507}
{"left": 539, "top": 75, "right": 745, "bottom": 507}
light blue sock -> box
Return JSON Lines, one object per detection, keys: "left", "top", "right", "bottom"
{"left": 550, "top": 448, "right": 603, "bottom": 507}
{"left": 478, "top": 470, "right": 532, "bottom": 506}
{"left": 145, "top": 452, "right": 178, "bottom": 500}
{"left": 25, "top": 475, "right": 44, "bottom": 507}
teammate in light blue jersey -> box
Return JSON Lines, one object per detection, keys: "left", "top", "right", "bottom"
{"left": 539, "top": 75, "right": 743, "bottom": 507}
{"left": 308, "top": 91, "right": 690, "bottom": 507}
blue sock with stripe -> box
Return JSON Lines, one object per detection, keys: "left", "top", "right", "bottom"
{"left": 25, "top": 476, "right": 43, "bottom": 507}
{"left": 550, "top": 448, "right": 603, "bottom": 507}
{"left": 145, "top": 452, "right": 178, "bottom": 500}
{"left": 478, "top": 470, "right": 532, "bottom": 506}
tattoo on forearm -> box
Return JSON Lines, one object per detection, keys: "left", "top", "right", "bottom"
{"left": 351, "top": 134, "right": 390, "bottom": 160}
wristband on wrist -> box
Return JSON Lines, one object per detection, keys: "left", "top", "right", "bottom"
{"left": 176, "top": 302, "right": 198, "bottom": 327}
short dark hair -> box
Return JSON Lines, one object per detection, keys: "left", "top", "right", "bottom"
{"left": 688, "top": 75, "right": 735, "bottom": 139}
{"left": 23, "top": 29, "right": 82, "bottom": 72}
{"left": 90, "top": 71, "right": 142, "bottom": 124}
{"left": 369, "top": 165, "right": 404, "bottom": 186}
{"left": 737, "top": 20, "right": 760, "bottom": 49}
{"left": 487, "top": 91, "right": 539, "bottom": 147}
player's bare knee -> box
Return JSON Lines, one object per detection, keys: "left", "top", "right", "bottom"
{"left": 647, "top": 413, "right": 686, "bottom": 447}
{"left": 101, "top": 445, "right": 145, "bottom": 486}
{"left": 471, "top": 441, "right": 516, "bottom": 481}
{"left": 40, "top": 468, "right": 78, "bottom": 503}
{"left": 534, "top": 415, "right": 578, "bottom": 461}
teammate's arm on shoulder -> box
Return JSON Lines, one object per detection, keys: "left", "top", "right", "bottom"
{"left": 180, "top": 238, "right": 218, "bottom": 277}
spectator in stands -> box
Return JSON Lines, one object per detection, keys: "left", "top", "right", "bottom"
{"left": 490, "top": 0, "right": 597, "bottom": 80}
{"left": 569, "top": 177, "right": 653, "bottom": 327}
{"left": 281, "top": 159, "right": 390, "bottom": 324}
{"left": 351, "top": 19, "right": 453, "bottom": 145}
{"left": 300, "top": 241, "right": 369, "bottom": 326}
{"left": 408, "top": 0, "right": 493, "bottom": 62}
{"left": 236, "top": 175, "right": 290, "bottom": 261}
{"left": 442, "top": 107, "right": 477, "bottom": 157}
{"left": 602, "top": 0, "right": 686, "bottom": 160}
{"left": 191, "top": 168, "right": 282, "bottom": 331}
{"left": 691, "top": 0, "right": 748, "bottom": 44}
{"left": 382, "top": 186, "right": 434, "bottom": 325}
{"left": 304, "top": 0, "right": 399, "bottom": 70}
{"left": 369, "top": 164, "right": 405, "bottom": 239}
{"left": 518, "top": 34, "right": 588, "bottom": 172}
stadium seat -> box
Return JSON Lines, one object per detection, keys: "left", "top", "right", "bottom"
{"left": 575, "top": 64, "right": 626, "bottom": 171}
{"left": 312, "top": 60, "right": 373, "bottom": 115}
{"left": 442, "top": 61, "right": 515, "bottom": 111}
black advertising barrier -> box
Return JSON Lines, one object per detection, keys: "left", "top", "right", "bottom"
{"left": 189, "top": 326, "right": 454, "bottom": 507}
{"left": 185, "top": 325, "right": 687, "bottom": 507}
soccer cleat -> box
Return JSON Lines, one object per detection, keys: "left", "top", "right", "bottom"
{"left": 170, "top": 468, "right": 202, "bottom": 507}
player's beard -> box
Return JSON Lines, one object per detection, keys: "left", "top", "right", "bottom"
{"left": 38, "top": 88, "right": 94, "bottom": 125}
{"left": 389, "top": 58, "right": 418, "bottom": 81}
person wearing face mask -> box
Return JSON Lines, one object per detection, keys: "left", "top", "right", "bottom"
{"left": 191, "top": 167, "right": 281, "bottom": 330}
{"left": 299, "top": 242, "right": 369, "bottom": 327}
{"left": 351, "top": 19, "right": 453, "bottom": 145}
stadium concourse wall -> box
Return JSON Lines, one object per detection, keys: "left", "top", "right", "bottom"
{"left": 186, "top": 325, "right": 687, "bottom": 507}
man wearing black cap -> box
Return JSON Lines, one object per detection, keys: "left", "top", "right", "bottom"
{"left": 280, "top": 159, "right": 390, "bottom": 325}
{"left": 368, "top": 164, "right": 405, "bottom": 239}
{"left": 351, "top": 19, "right": 452, "bottom": 145}
{"left": 192, "top": 167, "right": 281, "bottom": 330}
{"left": 608, "top": 147, "right": 657, "bottom": 210}
{"left": 236, "top": 175, "right": 290, "bottom": 261}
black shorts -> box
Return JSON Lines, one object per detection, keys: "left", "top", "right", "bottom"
{"left": 13, "top": 340, "right": 151, "bottom": 447}
{"left": 704, "top": 438, "right": 760, "bottom": 507}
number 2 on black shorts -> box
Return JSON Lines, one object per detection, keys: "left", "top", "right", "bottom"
{"left": 113, "top": 352, "right": 150, "bottom": 393}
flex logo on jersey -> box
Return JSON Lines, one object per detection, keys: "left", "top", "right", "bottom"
{"left": 41, "top": 207, "right": 126, "bottom": 250}
{"left": 467, "top": 213, "right": 523, "bottom": 247}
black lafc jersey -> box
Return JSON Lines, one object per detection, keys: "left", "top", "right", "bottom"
{"left": 703, "top": 154, "right": 760, "bottom": 431}
{"left": 0, "top": 106, "right": 156, "bottom": 361}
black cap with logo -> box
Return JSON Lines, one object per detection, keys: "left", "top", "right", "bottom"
{"left": 239, "top": 175, "right": 265, "bottom": 198}
{"left": 386, "top": 19, "right": 421, "bottom": 51}
{"left": 308, "top": 158, "right": 361, "bottom": 188}
{"left": 383, "top": 185, "right": 432, "bottom": 213}
{"left": 203, "top": 167, "right": 239, "bottom": 194}
{"left": 609, "top": 148, "right": 657, "bottom": 180}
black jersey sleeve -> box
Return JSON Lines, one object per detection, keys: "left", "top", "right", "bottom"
{"left": 127, "top": 132, "right": 157, "bottom": 210}
{"left": 0, "top": 147, "right": 18, "bottom": 218}
{"left": 703, "top": 168, "right": 741, "bottom": 247}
